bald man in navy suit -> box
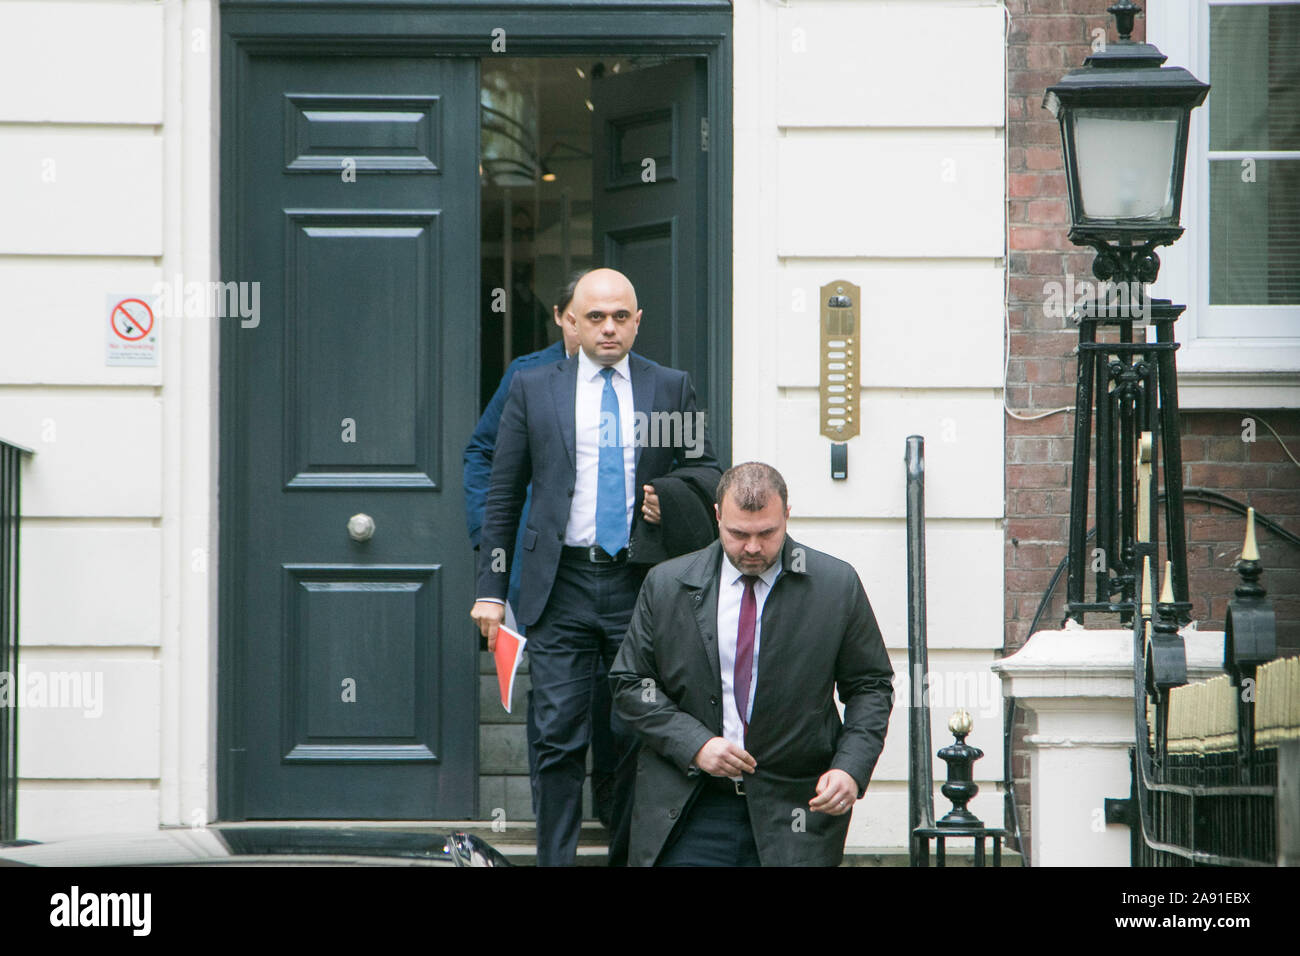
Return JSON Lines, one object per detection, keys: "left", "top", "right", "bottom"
{"left": 470, "top": 268, "right": 721, "bottom": 866}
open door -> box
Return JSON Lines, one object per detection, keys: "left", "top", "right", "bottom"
{"left": 592, "top": 59, "right": 711, "bottom": 404}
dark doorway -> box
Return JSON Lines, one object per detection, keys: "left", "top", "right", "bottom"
{"left": 474, "top": 54, "right": 711, "bottom": 821}
{"left": 478, "top": 55, "right": 709, "bottom": 406}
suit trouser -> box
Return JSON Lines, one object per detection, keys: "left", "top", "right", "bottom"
{"left": 655, "top": 782, "right": 761, "bottom": 867}
{"left": 526, "top": 671, "right": 618, "bottom": 826}
{"left": 526, "top": 555, "right": 645, "bottom": 866}
{"left": 512, "top": 503, "right": 613, "bottom": 824}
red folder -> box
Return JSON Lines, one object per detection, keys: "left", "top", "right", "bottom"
{"left": 493, "top": 623, "right": 527, "bottom": 713}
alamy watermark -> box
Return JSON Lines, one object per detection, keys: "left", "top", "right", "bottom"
{"left": 1043, "top": 273, "right": 1148, "bottom": 324}
{"left": 597, "top": 410, "right": 708, "bottom": 458}
{"left": 0, "top": 667, "right": 103, "bottom": 718}
{"left": 151, "top": 274, "right": 261, "bottom": 328}
{"left": 50, "top": 886, "right": 150, "bottom": 936}
{"left": 896, "top": 668, "right": 1002, "bottom": 721}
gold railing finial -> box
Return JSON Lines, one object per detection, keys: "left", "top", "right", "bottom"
{"left": 1159, "top": 559, "right": 1175, "bottom": 605}
{"left": 1242, "top": 506, "right": 1259, "bottom": 562}
{"left": 1141, "top": 555, "right": 1153, "bottom": 618}
{"left": 1137, "top": 432, "right": 1153, "bottom": 543}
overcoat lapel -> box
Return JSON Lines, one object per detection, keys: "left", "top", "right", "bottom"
{"left": 675, "top": 540, "right": 724, "bottom": 694}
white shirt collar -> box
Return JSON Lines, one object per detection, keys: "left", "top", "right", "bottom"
{"left": 720, "top": 549, "right": 782, "bottom": 589}
{"left": 577, "top": 347, "right": 631, "bottom": 383}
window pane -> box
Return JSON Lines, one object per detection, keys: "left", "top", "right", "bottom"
{"left": 1209, "top": 3, "right": 1300, "bottom": 151}
{"left": 1209, "top": 159, "right": 1300, "bottom": 305}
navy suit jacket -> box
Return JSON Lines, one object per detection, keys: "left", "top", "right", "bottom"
{"left": 462, "top": 340, "right": 565, "bottom": 627}
{"left": 462, "top": 339, "right": 566, "bottom": 550}
{"left": 475, "top": 350, "right": 720, "bottom": 628}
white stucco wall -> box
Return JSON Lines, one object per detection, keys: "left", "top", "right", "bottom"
{"left": 0, "top": 0, "right": 219, "bottom": 839}
{"left": 732, "top": 0, "right": 1009, "bottom": 849}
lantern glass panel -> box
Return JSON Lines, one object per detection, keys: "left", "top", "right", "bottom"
{"left": 1073, "top": 107, "right": 1182, "bottom": 222}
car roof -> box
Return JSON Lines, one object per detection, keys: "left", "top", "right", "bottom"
{"left": 0, "top": 827, "right": 509, "bottom": 867}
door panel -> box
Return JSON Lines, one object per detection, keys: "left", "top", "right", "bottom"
{"left": 592, "top": 59, "right": 708, "bottom": 399}
{"left": 226, "top": 54, "right": 478, "bottom": 818}
{"left": 285, "top": 210, "right": 438, "bottom": 484}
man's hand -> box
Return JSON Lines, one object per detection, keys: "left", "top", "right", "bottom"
{"left": 692, "top": 737, "right": 756, "bottom": 777}
{"left": 641, "top": 484, "right": 661, "bottom": 525}
{"left": 808, "top": 768, "right": 859, "bottom": 816}
{"left": 470, "top": 600, "right": 505, "bottom": 652}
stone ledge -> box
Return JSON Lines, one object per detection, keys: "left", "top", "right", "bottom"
{"left": 994, "top": 626, "right": 1227, "bottom": 700}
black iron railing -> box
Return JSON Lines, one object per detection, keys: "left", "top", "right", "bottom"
{"left": 905, "top": 436, "right": 936, "bottom": 864}
{"left": 1, "top": 438, "right": 34, "bottom": 843}
{"left": 1123, "top": 511, "right": 1300, "bottom": 866}
{"left": 905, "top": 435, "right": 1005, "bottom": 867}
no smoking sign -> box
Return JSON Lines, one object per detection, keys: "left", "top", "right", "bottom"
{"left": 106, "top": 294, "right": 159, "bottom": 367}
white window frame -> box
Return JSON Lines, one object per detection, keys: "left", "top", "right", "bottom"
{"left": 1147, "top": 0, "right": 1300, "bottom": 409}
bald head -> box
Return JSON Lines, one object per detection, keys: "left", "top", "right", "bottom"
{"left": 567, "top": 268, "right": 642, "bottom": 366}
{"left": 575, "top": 268, "right": 638, "bottom": 311}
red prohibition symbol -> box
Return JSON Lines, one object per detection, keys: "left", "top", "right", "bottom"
{"left": 111, "top": 299, "right": 155, "bottom": 341}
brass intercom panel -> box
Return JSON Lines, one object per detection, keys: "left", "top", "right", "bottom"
{"left": 819, "top": 280, "right": 860, "bottom": 442}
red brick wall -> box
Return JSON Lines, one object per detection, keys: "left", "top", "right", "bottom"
{"left": 1004, "top": 0, "right": 1300, "bottom": 861}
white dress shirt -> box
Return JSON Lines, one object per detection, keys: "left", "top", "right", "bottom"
{"left": 565, "top": 348, "right": 636, "bottom": 548}
{"left": 716, "top": 550, "right": 782, "bottom": 775}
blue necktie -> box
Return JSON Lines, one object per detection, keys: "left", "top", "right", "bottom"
{"left": 595, "top": 367, "right": 628, "bottom": 556}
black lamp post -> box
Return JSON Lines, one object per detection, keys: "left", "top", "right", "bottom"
{"left": 1044, "top": 1, "right": 1209, "bottom": 623}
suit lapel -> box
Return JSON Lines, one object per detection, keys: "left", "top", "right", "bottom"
{"left": 629, "top": 352, "right": 656, "bottom": 482}
{"left": 551, "top": 354, "right": 579, "bottom": 472}
{"left": 676, "top": 540, "right": 723, "bottom": 693}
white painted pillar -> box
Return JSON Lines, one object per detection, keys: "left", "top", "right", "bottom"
{"left": 993, "top": 626, "right": 1225, "bottom": 866}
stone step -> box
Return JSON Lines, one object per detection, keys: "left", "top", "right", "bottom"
{"left": 840, "top": 846, "right": 1026, "bottom": 867}
{"left": 478, "top": 649, "right": 608, "bottom": 826}
{"left": 438, "top": 824, "right": 1025, "bottom": 867}
{"left": 476, "top": 845, "right": 1026, "bottom": 867}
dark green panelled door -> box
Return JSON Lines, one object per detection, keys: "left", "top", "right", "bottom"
{"left": 592, "top": 59, "right": 709, "bottom": 403}
{"left": 225, "top": 54, "right": 479, "bottom": 818}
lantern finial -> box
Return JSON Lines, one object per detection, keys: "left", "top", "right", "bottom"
{"left": 1108, "top": 1, "right": 1141, "bottom": 42}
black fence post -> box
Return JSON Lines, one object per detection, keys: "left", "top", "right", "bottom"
{"left": 905, "top": 436, "right": 935, "bottom": 866}
{"left": 1, "top": 438, "right": 35, "bottom": 843}
{"left": 1280, "top": 740, "right": 1300, "bottom": 868}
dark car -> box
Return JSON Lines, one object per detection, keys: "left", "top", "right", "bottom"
{"left": 0, "top": 826, "right": 512, "bottom": 867}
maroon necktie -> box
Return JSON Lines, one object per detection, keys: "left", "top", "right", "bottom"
{"left": 734, "top": 575, "right": 759, "bottom": 739}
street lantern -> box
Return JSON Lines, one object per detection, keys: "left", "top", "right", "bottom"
{"left": 1044, "top": 0, "right": 1209, "bottom": 256}
{"left": 1044, "top": 1, "right": 1209, "bottom": 625}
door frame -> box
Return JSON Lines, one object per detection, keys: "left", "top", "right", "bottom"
{"left": 218, "top": 0, "right": 733, "bottom": 821}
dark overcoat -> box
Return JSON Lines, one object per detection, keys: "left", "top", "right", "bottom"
{"left": 610, "top": 535, "right": 895, "bottom": 866}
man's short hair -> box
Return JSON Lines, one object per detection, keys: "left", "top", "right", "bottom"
{"left": 716, "top": 462, "right": 788, "bottom": 512}
{"left": 555, "top": 269, "right": 593, "bottom": 314}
